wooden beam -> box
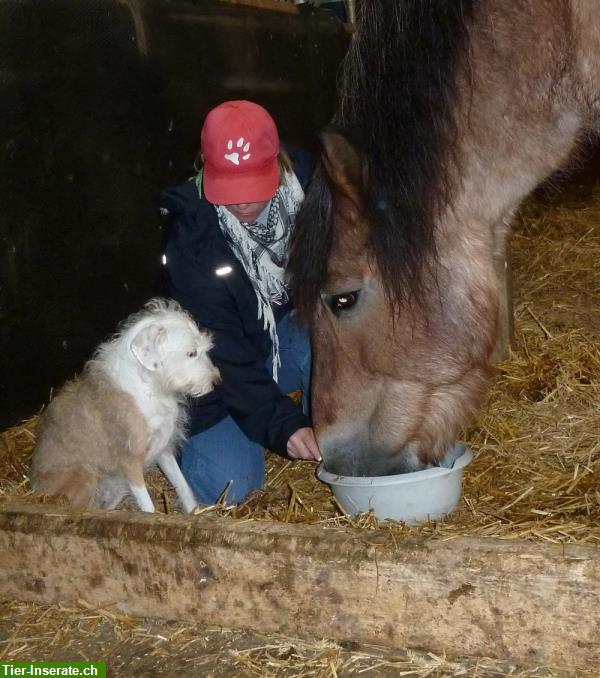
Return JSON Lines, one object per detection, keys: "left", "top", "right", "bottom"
{"left": 215, "top": 0, "right": 298, "bottom": 15}
{"left": 491, "top": 243, "right": 516, "bottom": 362}
{"left": 0, "top": 502, "right": 598, "bottom": 668}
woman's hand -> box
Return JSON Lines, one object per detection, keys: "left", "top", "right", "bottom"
{"left": 287, "top": 427, "right": 322, "bottom": 462}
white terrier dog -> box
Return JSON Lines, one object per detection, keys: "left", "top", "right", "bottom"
{"left": 30, "top": 298, "right": 220, "bottom": 513}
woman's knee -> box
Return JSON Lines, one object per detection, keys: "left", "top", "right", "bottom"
{"left": 277, "top": 312, "right": 312, "bottom": 396}
{"left": 180, "top": 418, "right": 265, "bottom": 505}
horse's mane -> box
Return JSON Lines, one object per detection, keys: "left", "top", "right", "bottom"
{"left": 289, "top": 0, "right": 476, "bottom": 320}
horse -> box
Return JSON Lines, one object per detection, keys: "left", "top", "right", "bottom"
{"left": 288, "top": 0, "right": 600, "bottom": 477}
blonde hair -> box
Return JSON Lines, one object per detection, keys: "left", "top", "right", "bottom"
{"left": 277, "top": 148, "right": 293, "bottom": 184}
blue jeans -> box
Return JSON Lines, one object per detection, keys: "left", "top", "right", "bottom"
{"left": 180, "top": 312, "right": 311, "bottom": 505}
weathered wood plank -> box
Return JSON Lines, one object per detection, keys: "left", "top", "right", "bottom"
{"left": 216, "top": 0, "right": 298, "bottom": 15}
{"left": 0, "top": 503, "right": 598, "bottom": 668}
{"left": 492, "top": 245, "right": 515, "bottom": 362}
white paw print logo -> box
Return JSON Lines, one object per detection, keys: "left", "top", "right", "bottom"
{"left": 224, "top": 137, "right": 251, "bottom": 165}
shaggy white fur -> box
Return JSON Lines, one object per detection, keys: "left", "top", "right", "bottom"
{"left": 30, "top": 298, "right": 220, "bottom": 513}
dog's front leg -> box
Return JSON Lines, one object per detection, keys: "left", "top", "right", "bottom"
{"left": 129, "top": 483, "right": 155, "bottom": 512}
{"left": 157, "top": 452, "right": 198, "bottom": 514}
{"left": 124, "top": 462, "right": 155, "bottom": 512}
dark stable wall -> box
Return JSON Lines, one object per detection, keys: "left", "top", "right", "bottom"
{"left": 0, "top": 0, "right": 349, "bottom": 429}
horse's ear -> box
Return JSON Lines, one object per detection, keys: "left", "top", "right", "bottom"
{"left": 319, "top": 128, "right": 368, "bottom": 209}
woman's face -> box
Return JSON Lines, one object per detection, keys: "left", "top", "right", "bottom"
{"left": 224, "top": 200, "right": 270, "bottom": 223}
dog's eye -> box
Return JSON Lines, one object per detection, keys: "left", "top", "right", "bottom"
{"left": 187, "top": 349, "right": 198, "bottom": 358}
{"left": 327, "top": 290, "right": 360, "bottom": 316}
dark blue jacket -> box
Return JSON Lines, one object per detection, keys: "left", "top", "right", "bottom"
{"left": 160, "top": 152, "right": 313, "bottom": 457}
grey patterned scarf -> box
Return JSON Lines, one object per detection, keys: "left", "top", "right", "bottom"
{"left": 196, "top": 170, "right": 304, "bottom": 381}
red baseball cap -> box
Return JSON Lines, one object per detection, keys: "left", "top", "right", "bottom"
{"left": 200, "top": 100, "right": 280, "bottom": 205}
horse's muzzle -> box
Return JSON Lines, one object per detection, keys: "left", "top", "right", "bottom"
{"left": 321, "top": 435, "right": 427, "bottom": 478}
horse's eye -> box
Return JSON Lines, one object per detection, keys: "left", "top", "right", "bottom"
{"left": 328, "top": 291, "right": 360, "bottom": 316}
{"left": 187, "top": 349, "right": 198, "bottom": 358}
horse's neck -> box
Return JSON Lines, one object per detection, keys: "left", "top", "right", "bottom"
{"left": 572, "top": 0, "right": 600, "bottom": 106}
{"left": 442, "top": 0, "right": 600, "bottom": 263}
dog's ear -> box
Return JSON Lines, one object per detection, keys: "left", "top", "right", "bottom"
{"left": 130, "top": 324, "right": 166, "bottom": 371}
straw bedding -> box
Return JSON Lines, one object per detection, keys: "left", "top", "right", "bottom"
{"left": 0, "top": 600, "right": 594, "bottom": 676}
{"left": 1, "top": 182, "right": 599, "bottom": 675}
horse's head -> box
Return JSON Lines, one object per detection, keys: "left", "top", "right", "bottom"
{"left": 287, "top": 0, "right": 507, "bottom": 476}
{"left": 290, "top": 130, "right": 498, "bottom": 477}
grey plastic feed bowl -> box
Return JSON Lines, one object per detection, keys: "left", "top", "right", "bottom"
{"left": 316, "top": 442, "right": 473, "bottom": 524}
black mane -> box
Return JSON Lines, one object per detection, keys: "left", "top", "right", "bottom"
{"left": 289, "top": 0, "right": 476, "bottom": 320}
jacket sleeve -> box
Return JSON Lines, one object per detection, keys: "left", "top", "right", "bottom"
{"left": 164, "top": 235, "right": 310, "bottom": 456}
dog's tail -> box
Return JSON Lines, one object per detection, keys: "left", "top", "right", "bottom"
{"left": 30, "top": 467, "right": 98, "bottom": 508}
